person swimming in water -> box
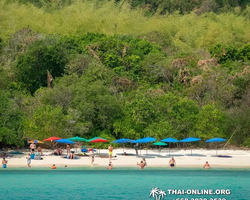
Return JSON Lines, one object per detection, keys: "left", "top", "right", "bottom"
{"left": 137, "top": 161, "right": 145, "bottom": 169}
{"left": 203, "top": 161, "right": 211, "bottom": 169}
{"left": 107, "top": 161, "right": 113, "bottom": 170}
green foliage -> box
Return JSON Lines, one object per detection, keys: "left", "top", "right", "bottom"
{"left": 0, "top": 90, "right": 25, "bottom": 146}
{"left": 194, "top": 104, "right": 225, "bottom": 139}
{"left": 24, "top": 105, "right": 70, "bottom": 140}
{"left": 209, "top": 44, "right": 237, "bottom": 64}
{"left": 14, "top": 37, "right": 69, "bottom": 94}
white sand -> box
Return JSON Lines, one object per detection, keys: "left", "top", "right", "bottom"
{"left": 3, "top": 148, "right": 250, "bottom": 168}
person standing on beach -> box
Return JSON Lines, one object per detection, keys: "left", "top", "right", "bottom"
{"left": 2, "top": 158, "right": 8, "bottom": 168}
{"left": 30, "top": 143, "right": 36, "bottom": 153}
{"left": 90, "top": 151, "right": 95, "bottom": 165}
{"left": 108, "top": 145, "right": 113, "bottom": 160}
{"left": 203, "top": 161, "right": 211, "bottom": 169}
{"left": 169, "top": 157, "right": 176, "bottom": 167}
{"left": 66, "top": 144, "right": 70, "bottom": 155}
{"left": 26, "top": 153, "right": 31, "bottom": 167}
{"left": 142, "top": 157, "right": 147, "bottom": 167}
{"left": 135, "top": 143, "right": 139, "bottom": 155}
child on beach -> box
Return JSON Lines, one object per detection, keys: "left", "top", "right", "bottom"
{"left": 26, "top": 153, "right": 31, "bottom": 167}
{"left": 2, "top": 158, "right": 8, "bottom": 168}
{"left": 90, "top": 151, "right": 94, "bottom": 165}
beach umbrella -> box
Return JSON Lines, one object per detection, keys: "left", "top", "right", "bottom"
{"left": 112, "top": 138, "right": 133, "bottom": 143}
{"left": 161, "top": 137, "right": 179, "bottom": 156}
{"left": 55, "top": 139, "right": 75, "bottom": 144}
{"left": 132, "top": 137, "right": 157, "bottom": 155}
{"left": 87, "top": 137, "right": 107, "bottom": 142}
{"left": 68, "top": 136, "right": 87, "bottom": 142}
{"left": 68, "top": 136, "right": 88, "bottom": 153}
{"left": 88, "top": 137, "right": 109, "bottom": 155}
{"left": 112, "top": 138, "right": 134, "bottom": 152}
{"left": 153, "top": 141, "right": 168, "bottom": 154}
{"left": 206, "top": 138, "right": 227, "bottom": 155}
{"left": 29, "top": 140, "right": 43, "bottom": 144}
{"left": 180, "top": 137, "right": 201, "bottom": 155}
{"left": 44, "top": 137, "right": 62, "bottom": 141}
{"left": 44, "top": 137, "right": 62, "bottom": 150}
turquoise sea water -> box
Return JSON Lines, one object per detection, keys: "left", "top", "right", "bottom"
{"left": 0, "top": 168, "right": 249, "bottom": 200}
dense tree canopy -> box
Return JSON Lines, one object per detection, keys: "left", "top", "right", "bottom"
{"left": 0, "top": 0, "right": 250, "bottom": 148}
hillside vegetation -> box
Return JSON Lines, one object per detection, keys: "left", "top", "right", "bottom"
{"left": 0, "top": 0, "right": 250, "bottom": 148}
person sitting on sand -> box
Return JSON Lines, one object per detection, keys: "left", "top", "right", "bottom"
{"left": 142, "top": 157, "right": 147, "bottom": 167}
{"left": 2, "top": 158, "right": 8, "bottom": 168}
{"left": 69, "top": 152, "right": 75, "bottom": 159}
{"left": 107, "top": 161, "right": 113, "bottom": 170}
{"left": 26, "top": 153, "right": 31, "bottom": 168}
{"left": 108, "top": 145, "right": 113, "bottom": 160}
{"left": 37, "top": 146, "right": 42, "bottom": 155}
{"left": 51, "top": 164, "right": 57, "bottom": 169}
{"left": 203, "top": 161, "right": 211, "bottom": 169}
{"left": 169, "top": 157, "right": 176, "bottom": 167}
{"left": 54, "top": 148, "right": 62, "bottom": 156}
{"left": 137, "top": 161, "right": 145, "bottom": 169}
{"left": 65, "top": 165, "right": 68, "bottom": 168}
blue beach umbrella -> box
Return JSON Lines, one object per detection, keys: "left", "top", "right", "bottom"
{"left": 205, "top": 138, "right": 226, "bottom": 143}
{"left": 206, "top": 138, "right": 227, "bottom": 155}
{"left": 180, "top": 137, "right": 201, "bottom": 155}
{"left": 161, "top": 137, "right": 179, "bottom": 156}
{"left": 112, "top": 138, "right": 134, "bottom": 152}
{"left": 132, "top": 137, "right": 156, "bottom": 155}
{"left": 55, "top": 139, "right": 75, "bottom": 144}
{"left": 112, "top": 138, "right": 133, "bottom": 143}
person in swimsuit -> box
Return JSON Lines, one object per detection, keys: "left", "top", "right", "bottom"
{"left": 66, "top": 144, "right": 70, "bottom": 155}
{"left": 30, "top": 143, "right": 36, "bottom": 153}
{"left": 37, "top": 146, "right": 42, "bottom": 155}
{"left": 2, "top": 158, "right": 7, "bottom": 168}
{"left": 107, "top": 161, "right": 113, "bottom": 170}
{"left": 137, "top": 161, "right": 145, "bottom": 169}
{"left": 142, "top": 157, "right": 147, "bottom": 167}
{"left": 51, "top": 164, "right": 57, "bottom": 169}
{"left": 90, "top": 151, "right": 94, "bottom": 165}
{"left": 169, "top": 157, "right": 176, "bottom": 168}
{"left": 26, "top": 153, "right": 31, "bottom": 167}
{"left": 134, "top": 143, "right": 139, "bottom": 155}
{"left": 108, "top": 145, "right": 113, "bottom": 160}
{"left": 203, "top": 161, "right": 211, "bottom": 169}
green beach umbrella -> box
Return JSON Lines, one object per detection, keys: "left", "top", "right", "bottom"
{"left": 153, "top": 141, "right": 168, "bottom": 154}
{"left": 68, "top": 136, "right": 88, "bottom": 153}
{"left": 68, "top": 136, "right": 87, "bottom": 142}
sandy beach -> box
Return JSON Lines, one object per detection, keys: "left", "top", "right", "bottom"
{"left": 2, "top": 148, "right": 250, "bottom": 169}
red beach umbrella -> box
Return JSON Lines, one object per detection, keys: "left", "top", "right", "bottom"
{"left": 44, "top": 136, "right": 62, "bottom": 150}
{"left": 44, "top": 137, "right": 62, "bottom": 141}
{"left": 90, "top": 138, "right": 109, "bottom": 143}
